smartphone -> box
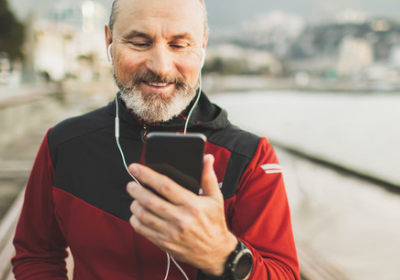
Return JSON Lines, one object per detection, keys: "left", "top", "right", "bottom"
{"left": 143, "top": 132, "right": 206, "bottom": 195}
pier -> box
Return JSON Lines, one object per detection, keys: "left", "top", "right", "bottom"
{"left": 1, "top": 85, "right": 399, "bottom": 279}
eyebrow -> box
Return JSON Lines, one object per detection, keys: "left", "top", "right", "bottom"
{"left": 122, "top": 30, "right": 152, "bottom": 41}
{"left": 122, "top": 30, "right": 194, "bottom": 42}
{"left": 170, "top": 33, "right": 194, "bottom": 42}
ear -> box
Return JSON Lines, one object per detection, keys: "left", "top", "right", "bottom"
{"left": 105, "top": 25, "right": 113, "bottom": 53}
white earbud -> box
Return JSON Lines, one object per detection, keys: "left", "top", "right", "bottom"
{"left": 200, "top": 49, "right": 206, "bottom": 69}
{"left": 107, "top": 44, "right": 113, "bottom": 65}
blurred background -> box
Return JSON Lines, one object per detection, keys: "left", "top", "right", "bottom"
{"left": 0, "top": 0, "right": 399, "bottom": 279}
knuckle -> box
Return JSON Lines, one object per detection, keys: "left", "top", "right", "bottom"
{"left": 130, "top": 202, "right": 135, "bottom": 213}
{"left": 129, "top": 215, "right": 140, "bottom": 228}
{"left": 159, "top": 179, "right": 172, "bottom": 194}
{"left": 135, "top": 205, "right": 146, "bottom": 220}
{"left": 176, "top": 216, "right": 192, "bottom": 234}
{"left": 188, "top": 204, "right": 201, "bottom": 216}
{"left": 158, "top": 238, "right": 172, "bottom": 250}
{"left": 158, "top": 203, "right": 171, "bottom": 216}
{"left": 167, "top": 230, "right": 180, "bottom": 243}
{"left": 143, "top": 196, "right": 155, "bottom": 208}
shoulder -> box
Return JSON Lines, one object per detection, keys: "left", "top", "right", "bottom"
{"left": 207, "top": 124, "right": 266, "bottom": 198}
{"left": 48, "top": 103, "right": 113, "bottom": 149}
{"left": 207, "top": 124, "right": 261, "bottom": 159}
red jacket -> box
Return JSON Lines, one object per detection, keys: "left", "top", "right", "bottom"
{"left": 12, "top": 94, "right": 299, "bottom": 279}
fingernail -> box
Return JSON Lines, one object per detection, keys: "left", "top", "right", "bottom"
{"left": 127, "top": 182, "right": 136, "bottom": 192}
{"left": 130, "top": 164, "right": 139, "bottom": 176}
{"left": 130, "top": 215, "right": 139, "bottom": 227}
{"left": 205, "top": 154, "right": 214, "bottom": 164}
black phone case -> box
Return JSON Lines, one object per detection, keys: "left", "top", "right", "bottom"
{"left": 144, "top": 132, "right": 206, "bottom": 195}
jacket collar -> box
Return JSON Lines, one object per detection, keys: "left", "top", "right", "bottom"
{"left": 108, "top": 92, "right": 230, "bottom": 132}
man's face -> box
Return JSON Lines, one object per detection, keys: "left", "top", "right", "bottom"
{"left": 106, "top": 0, "right": 207, "bottom": 123}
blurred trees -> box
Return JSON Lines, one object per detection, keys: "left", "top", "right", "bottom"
{"left": 0, "top": 0, "right": 25, "bottom": 61}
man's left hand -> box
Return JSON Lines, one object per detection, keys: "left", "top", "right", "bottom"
{"left": 127, "top": 154, "right": 237, "bottom": 276}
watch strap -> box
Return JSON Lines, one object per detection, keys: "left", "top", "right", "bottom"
{"left": 198, "top": 239, "right": 253, "bottom": 280}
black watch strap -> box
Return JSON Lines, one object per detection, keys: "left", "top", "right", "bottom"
{"left": 198, "top": 239, "right": 253, "bottom": 280}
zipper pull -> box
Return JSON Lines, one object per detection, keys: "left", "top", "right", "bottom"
{"left": 141, "top": 124, "right": 148, "bottom": 142}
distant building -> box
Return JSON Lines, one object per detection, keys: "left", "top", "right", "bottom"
{"left": 335, "top": 9, "right": 367, "bottom": 24}
{"left": 206, "top": 44, "right": 282, "bottom": 75}
{"left": 34, "top": 0, "right": 108, "bottom": 81}
{"left": 241, "top": 11, "right": 305, "bottom": 58}
{"left": 390, "top": 46, "right": 400, "bottom": 67}
{"left": 337, "top": 37, "right": 373, "bottom": 76}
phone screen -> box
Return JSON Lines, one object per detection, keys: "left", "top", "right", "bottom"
{"left": 144, "top": 132, "right": 206, "bottom": 194}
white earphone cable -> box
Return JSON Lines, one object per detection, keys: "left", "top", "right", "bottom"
{"left": 184, "top": 71, "right": 202, "bottom": 134}
{"left": 115, "top": 99, "right": 142, "bottom": 185}
{"left": 163, "top": 253, "right": 171, "bottom": 280}
{"left": 115, "top": 99, "right": 190, "bottom": 280}
{"left": 114, "top": 52, "right": 204, "bottom": 279}
{"left": 170, "top": 253, "right": 189, "bottom": 280}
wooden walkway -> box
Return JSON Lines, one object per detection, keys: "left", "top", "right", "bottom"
{"left": 0, "top": 189, "right": 347, "bottom": 280}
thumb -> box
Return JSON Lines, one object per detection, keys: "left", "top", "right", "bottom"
{"left": 200, "top": 154, "right": 222, "bottom": 199}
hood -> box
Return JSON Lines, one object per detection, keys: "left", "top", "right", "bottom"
{"left": 108, "top": 92, "right": 230, "bottom": 132}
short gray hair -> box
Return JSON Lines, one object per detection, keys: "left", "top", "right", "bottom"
{"left": 108, "top": 0, "right": 208, "bottom": 36}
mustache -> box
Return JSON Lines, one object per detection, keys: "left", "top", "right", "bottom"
{"left": 129, "top": 70, "right": 188, "bottom": 90}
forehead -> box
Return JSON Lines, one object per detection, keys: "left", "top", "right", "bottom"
{"left": 114, "top": 0, "right": 204, "bottom": 39}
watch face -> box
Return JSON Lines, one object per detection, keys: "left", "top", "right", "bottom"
{"left": 233, "top": 252, "right": 253, "bottom": 279}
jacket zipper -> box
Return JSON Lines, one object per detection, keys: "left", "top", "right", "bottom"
{"left": 141, "top": 124, "right": 148, "bottom": 142}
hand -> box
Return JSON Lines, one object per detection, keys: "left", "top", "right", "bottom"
{"left": 126, "top": 154, "right": 237, "bottom": 276}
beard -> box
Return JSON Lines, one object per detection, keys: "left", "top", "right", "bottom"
{"left": 113, "top": 69, "right": 198, "bottom": 123}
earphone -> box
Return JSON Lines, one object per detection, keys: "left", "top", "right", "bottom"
{"left": 200, "top": 49, "right": 206, "bottom": 69}
{"left": 113, "top": 48, "right": 205, "bottom": 280}
{"left": 108, "top": 44, "right": 113, "bottom": 64}
{"left": 114, "top": 96, "right": 191, "bottom": 280}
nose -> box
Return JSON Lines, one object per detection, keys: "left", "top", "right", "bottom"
{"left": 146, "top": 45, "right": 174, "bottom": 77}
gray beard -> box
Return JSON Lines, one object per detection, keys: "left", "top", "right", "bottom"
{"left": 114, "top": 74, "right": 198, "bottom": 123}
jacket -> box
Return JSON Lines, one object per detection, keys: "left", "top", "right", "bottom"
{"left": 12, "top": 93, "right": 300, "bottom": 279}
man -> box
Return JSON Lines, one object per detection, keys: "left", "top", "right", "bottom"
{"left": 12, "top": 0, "right": 299, "bottom": 279}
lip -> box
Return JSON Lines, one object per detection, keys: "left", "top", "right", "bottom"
{"left": 140, "top": 81, "right": 175, "bottom": 94}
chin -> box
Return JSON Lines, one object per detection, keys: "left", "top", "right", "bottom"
{"left": 120, "top": 88, "right": 196, "bottom": 123}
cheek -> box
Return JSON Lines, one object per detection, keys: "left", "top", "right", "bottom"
{"left": 114, "top": 51, "right": 143, "bottom": 83}
{"left": 176, "top": 55, "right": 201, "bottom": 86}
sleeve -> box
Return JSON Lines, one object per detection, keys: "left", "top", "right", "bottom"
{"left": 230, "top": 137, "right": 300, "bottom": 279}
{"left": 11, "top": 130, "right": 68, "bottom": 279}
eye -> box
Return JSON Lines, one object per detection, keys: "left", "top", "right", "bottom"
{"left": 131, "top": 42, "right": 152, "bottom": 48}
{"left": 170, "top": 41, "right": 189, "bottom": 49}
{"left": 171, "top": 44, "right": 185, "bottom": 49}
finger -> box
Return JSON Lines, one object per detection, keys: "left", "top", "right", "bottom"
{"left": 200, "top": 154, "right": 221, "bottom": 199}
{"left": 127, "top": 182, "right": 181, "bottom": 221}
{"left": 129, "top": 214, "right": 185, "bottom": 255}
{"left": 129, "top": 214, "right": 166, "bottom": 245}
{"left": 128, "top": 163, "right": 195, "bottom": 205}
{"left": 130, "top": 200, "right": 171, "bottom": 233}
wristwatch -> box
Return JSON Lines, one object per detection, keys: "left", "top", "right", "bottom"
{"left": 224, "top": 239, "right": 253, "bottom": 280}
{"left": 203, "top": 239, "right": 253, "bottom": 280}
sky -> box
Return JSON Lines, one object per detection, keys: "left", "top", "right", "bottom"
{"left": 9, "top": 0, "right": 400, "bottom": 29}
{"left": 207, "top": 0, "right": 400, "bottom": 28}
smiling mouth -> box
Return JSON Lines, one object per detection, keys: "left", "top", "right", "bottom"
{"left": 144, "top": 81, "right": 173, "bottom": 87}
{"left": 140, "top": 81, "right": 176, "bottom": 93}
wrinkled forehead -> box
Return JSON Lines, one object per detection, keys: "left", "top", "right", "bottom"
{"left": 113, "top": 0, "right": 206, "bottom": 39}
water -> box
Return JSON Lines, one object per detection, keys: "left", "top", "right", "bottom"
{"left": 211, "top": 90, "right": 400, "bottom": 280}
{"left": 212, "top": 90, "right": 400, "bottom": 186}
